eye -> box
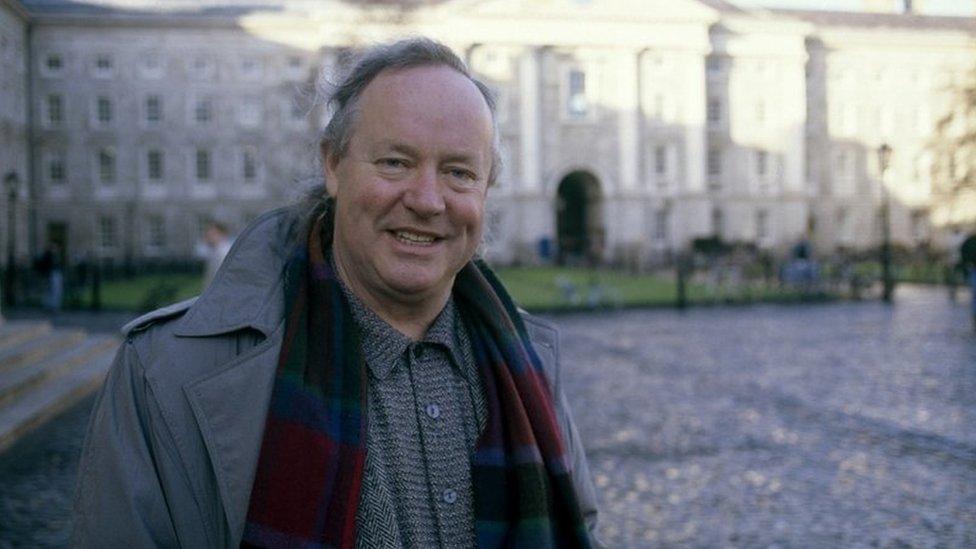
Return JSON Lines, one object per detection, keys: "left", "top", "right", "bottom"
{"left": 446, "top": 166, "right": 478, "bottom": 183}
{"left": 377, "top": 157, "right": 408, "bottom": 170}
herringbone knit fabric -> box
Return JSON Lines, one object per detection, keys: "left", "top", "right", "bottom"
{"left": 242, "top": 215, "right": 591, "bottom": 548}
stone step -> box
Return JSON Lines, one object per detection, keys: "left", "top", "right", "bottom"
{"left": 0, "top": 344, "right": 118, "bottom": 453}
{"left": 0, "top": 321, "right": 52, "bottom": 349}
{"left": 0, "top": 329, "right": 87, "bottom": 374}
{"left": 0, "top": 336, "right": 119, "bottom": 409}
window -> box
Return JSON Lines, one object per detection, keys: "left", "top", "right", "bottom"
{"left": 98, "top": 217, "right": 117, "bottom": 249}
{"left": 285, "top": 55, "right": 304, "bottom": 79}
{"left": 756, "top": 209, "right": 769, "bottom": 240}
{"left": 45, "top": 54, "right": 63, "bottom": 74}
{"left": 146, "top": 95, "right": 162, "bottom": 124}
{"left": 910, "top": 209, "right": 926, "bottom": 241}
{"left": 47, "top": 94, "right": 63, "bottom": 126}
{"left": 147, "top": 150, "right": 164, "bottom": 181}
{"left": 566, "top": 69, "right": 588, "bottom": 118}
{"left": 195, "top": 149, "right": 211, "bottom": 181}
{"left": 707, "top": 147, "right": 722, "bottom": 176}
{"left": 194, "top": 98, "right": 213, "bottom": 124}
{"left": 98, "top": 149, "right": 116, "bottom": 184}
{"left": 654, "top": 145, "right": 667, "bottom": 175}
{"left": 707, "top": 97, "right": 721, "bottom": 124}
{"left": 239, "top": 96, "right": 262, "bottom": 127}
{"left": 711, "top": 208, "right": 724, "bottom": 237}
{"left": 140, "top": 51, "right": 163, "bottom": 78}
{"left": 242, "top": 147, "right": 257, "bottom": 182}
{"left": 96, "top": 96, "right": 112, "bottom": 124}
{"left": 189, "top": 56, "right": 214, "bottom": 79}
{"left": 94, "top": 54, "right": 113, "bottom": 77}
{"left": 147, "top": 216, "right": 166, "bottom": 249}
{"left": 48, "top": 154, "right": 66, "bottom": 184}
{"left": 240, "top": 57, "right": 261, "bottom": 78}
{"left": 654, "top": 208, "right": 669, "bottom": 240}
{"left": 755, "top": 150, "right": 768, "bottom": 177}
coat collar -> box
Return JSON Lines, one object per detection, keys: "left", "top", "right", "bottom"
{"left": 174, "top": 207, "right": 299, "bottom": 338}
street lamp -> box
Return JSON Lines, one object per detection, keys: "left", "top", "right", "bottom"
{"left": 4, "top": 171, "right": 19, "bottom": 308}
{"left": 877, "top": 143, "right": 894, "bottom": 303}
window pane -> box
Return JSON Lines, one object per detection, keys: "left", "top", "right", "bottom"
{"left": 148, "top": 150, "right": 163, "bottom": 180}
{"left": 243, "top": 149, "right": 256, "bottom": 180}
{"left": 97, "top": 97, "right": 112, "bottom": 123}
{"left": 146, "top": 95, "right": 161, "bottom": 122}
{"left": 567, "top": 69, "right": 587, "bottom": 117}
{"left": 47, "top": 95, "right": 62, "bottom": 125}
{"left": 99, "top": 149, "right": 115, "bottom": 183}
{"left": 196, "top": 149, "right": 210, "bottom": 180}
{"left": 195, "top": 98, "right": 212, "bottom": 123}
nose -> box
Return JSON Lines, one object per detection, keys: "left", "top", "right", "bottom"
{"left": 402, "top": 165, "right": 445, "bottom": 218}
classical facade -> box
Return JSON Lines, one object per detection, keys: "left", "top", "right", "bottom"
{"left": 6, "top": 0, "right": 976, "bottom": 267}
{"left": 0, "top": 0, "right": 29, "bottom": 268}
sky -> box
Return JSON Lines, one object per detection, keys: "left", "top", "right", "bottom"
{"left": 732, "top": 0, "right": 975, "bottom": 16}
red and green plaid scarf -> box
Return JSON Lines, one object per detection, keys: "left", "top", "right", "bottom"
{"left": 242, "top": 216, "right": 591, "bottom": 548}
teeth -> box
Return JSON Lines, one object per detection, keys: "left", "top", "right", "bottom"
{"left": 395, "top": 231, "right": 435, "bottom": 244}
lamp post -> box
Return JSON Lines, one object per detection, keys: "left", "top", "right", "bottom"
{"left": 877, "top": 144, "right": 894, "bottom": 303}
{"left": 4, "top": 171, "right": 19, "bottom": 309}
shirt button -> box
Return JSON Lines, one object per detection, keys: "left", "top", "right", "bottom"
{"left": 425, "top": 403, "right": 441, "bottom": 419}
{"left": 442, "top": 488, "right": 457, "bottom": 504}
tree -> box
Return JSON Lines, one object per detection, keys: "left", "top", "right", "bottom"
{"left": 929, "top": 66, "right": 976, "bottom": 229}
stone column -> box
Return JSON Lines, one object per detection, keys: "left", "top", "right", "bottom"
{"left": 518, "top": 46, "right": 542, "bottom": 194}
{"left": 609, "top": 48, "right": 645, "bottom": 266}
{"left": 514, "top": 46, "right": 549, "bottom": 262}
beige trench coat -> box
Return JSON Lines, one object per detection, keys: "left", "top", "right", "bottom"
{"left": 71, "top": 207, "right": 601, "bottom": 548}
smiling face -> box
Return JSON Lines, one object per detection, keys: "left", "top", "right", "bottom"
{"left": 324, "top": 64, "right": 494, "bottom": 325}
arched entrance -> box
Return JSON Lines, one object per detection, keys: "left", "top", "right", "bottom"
{"left": 555, "top": 171, "right": 602, "bottom": 265}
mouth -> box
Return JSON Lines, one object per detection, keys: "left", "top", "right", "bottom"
{"left": 391, "top": 229, "right": 441, "bottom": 247}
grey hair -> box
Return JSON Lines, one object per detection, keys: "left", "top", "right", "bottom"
{"left": 319, "top": 37, "right": 503, "bottom": 187}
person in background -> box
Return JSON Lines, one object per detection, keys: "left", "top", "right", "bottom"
{"left": 960, "top": 232, "right": 976, "bottom": 330}
{"left": 195, "top": 220, "right": 233, "bottom": 287}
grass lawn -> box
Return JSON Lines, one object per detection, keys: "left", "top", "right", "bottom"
{"left": 71, "top": 266, "right": 828, "bottom": 313}
{"left": 73, "top": 274, "right": 204, "bottom": 312}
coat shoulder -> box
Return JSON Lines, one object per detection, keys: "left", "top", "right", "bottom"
{"left": 121, "top": 297, "right": 198, "bottom": 338}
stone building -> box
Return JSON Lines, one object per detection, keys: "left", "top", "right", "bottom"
{"left": 6, "top": 0, "right": 976, "bottom": 267}
{"left": 0, "top": 0, "right": 29, "bottom": 268}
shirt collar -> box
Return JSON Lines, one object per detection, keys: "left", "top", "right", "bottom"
{"left": 331, "top": 253, "right": 474, "bottom": 382}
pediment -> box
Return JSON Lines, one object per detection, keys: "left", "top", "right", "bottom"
{"left": 442, "top": 0, "right": 719, "bottom": 23}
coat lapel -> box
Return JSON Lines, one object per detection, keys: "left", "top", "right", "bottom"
{"left": 183, "top": 319, "right": 285, "bottom": 545}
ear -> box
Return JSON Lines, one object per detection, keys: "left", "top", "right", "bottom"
{"left": 321, "top": 141, "right": 340, "bottom": 198}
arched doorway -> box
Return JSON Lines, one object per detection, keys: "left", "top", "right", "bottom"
{"left": 555, "top": 171, "right": 602, "bottom": 265}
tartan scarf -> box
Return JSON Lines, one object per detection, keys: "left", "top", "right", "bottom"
{"left": 241, "top": 215, "right": 591, "bottom": 548}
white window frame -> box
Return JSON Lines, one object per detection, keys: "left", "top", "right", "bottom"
{"left": 92, "top": 53, "right": 115, "bottom": 79}
{"left": 241, "top": 146, "right": 262, "bottom": 184}
{"left": 45, "top": 150, "right": 67, "bottom": 186}
{"left": 560, "top": 62, "right": 599, "bottom": 123}
{"left": 97, "top": 215, "right": 118, "bottom": 252}
{"left": 145, "top": 215, "right": 167, "bottom": 253}
{"left": 139, "top": 51, "right": 164, "bottom": 79}
{"left": 95, "top": 147, "right": 117, "bottom": 186}
{"left": 193, "top": 148, "right": 212, "bottom": 183}
{"left": 188, "top": 55, "right": 215, "bottom": 80}
{"left": 40, "top": 52, "right": 64, "bottom": 77}
{"left": 238, "top": 96, "right": 262, "bottom": 127}
{"left": 92, "top": 95, "right": 113, "bottom": 127}
{"left": 144, "top": 94, "right": 163, "bottom": 127}
{"left": 191, "top": 95, "right": 214, "bottom": 125}
{"left": 44, "top": 93, "right": 64, "bottom": 127}
{"left": 239, "top": 55, "right": 263, "bottom": 81}
{"left": 144, "top": 148, "right": 165, "bottom": 184}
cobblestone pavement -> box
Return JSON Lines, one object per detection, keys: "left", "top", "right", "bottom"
{"left": 554, "top": 285, "right": 976, "bottom": 547}
{"left": 1, "top": 286, "right": 974, "bottom": 547}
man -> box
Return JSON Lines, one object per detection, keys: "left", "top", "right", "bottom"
{"left": 195, "top": 220, "right": 234, "bottom": 287}
{"left": 72, "top": 38, "right": 600, "bottom": 548}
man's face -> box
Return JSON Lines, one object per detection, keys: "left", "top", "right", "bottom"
{"left": 325, "top": 64, "right": 494, "bottom": 316}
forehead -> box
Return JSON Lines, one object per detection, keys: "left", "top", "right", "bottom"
{"left": 353, "top": 65, "right": 494, "bottom": 154}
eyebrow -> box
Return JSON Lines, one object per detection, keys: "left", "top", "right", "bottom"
{"left": 377, "top": 141, "right": 482, "bottom": 166}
